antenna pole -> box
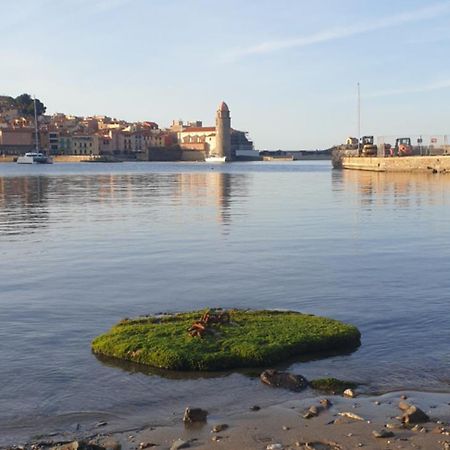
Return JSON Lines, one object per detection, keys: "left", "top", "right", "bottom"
{"left": 33, "top": 95, "right": 39, "bottom": 152}
{"left": 357, "top": 82, "right": 361, "bottom": 155}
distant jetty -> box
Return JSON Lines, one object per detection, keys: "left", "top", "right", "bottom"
{"left": 332, "top": 135, "right": 450, "bottom": 173}
{"left": 332, "top": 149, "right": 450, "bottom": 173}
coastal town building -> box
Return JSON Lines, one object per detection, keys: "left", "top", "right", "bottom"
{"left": 0, "top": 97, "right": 255, "bottom": 160}
{"left": 174, "top": 102, "right": 256, "bottom": 160}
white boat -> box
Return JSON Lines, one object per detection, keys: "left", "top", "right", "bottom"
{"left": 17, "top": 96, "right": 53, "bottom": 165}
{"left": 17, "top": 152, "right": 53, "bottom": 164}
{"left": 205, "top": 154, "right": 227, "bottom": 163}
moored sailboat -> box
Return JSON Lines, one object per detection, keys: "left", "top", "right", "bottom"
{"left": 17, "top": 96, "right": 53, "bottom": 164}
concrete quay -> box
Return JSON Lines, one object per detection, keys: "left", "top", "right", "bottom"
{"left": 335, "top": 155, "right": 450, "bottom": 173}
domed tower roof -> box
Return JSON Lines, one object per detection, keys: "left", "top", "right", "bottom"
{"left": 218, "top": 101, "right": 229, "bottom": 112}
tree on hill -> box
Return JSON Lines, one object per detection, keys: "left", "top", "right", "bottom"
{"left": 14, "top": 93, "right": 46, "bottom": 117}
{"left": 0, "top": 95, "right": 16, "bottom": 110}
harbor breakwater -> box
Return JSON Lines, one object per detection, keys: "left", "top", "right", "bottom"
{"left": 333, "top": 151, "right": 450, "bottom": 173}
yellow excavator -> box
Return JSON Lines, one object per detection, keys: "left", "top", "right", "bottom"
{"left": 360, "top": 136, "right": 378, "bottom": 156}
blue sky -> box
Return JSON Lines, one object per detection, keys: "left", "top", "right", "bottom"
{"left": 2, "top": 0, "right": 450, "bottom": 149}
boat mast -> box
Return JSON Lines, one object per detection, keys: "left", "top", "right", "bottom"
{"left": 357, "top": 82, "right": 361, "bottom": 155}
{"left": 33, "top": 95, "right": 39, "bottom": 152}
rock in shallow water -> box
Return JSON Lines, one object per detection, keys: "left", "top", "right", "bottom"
{"left": 182, "top": 407, "right": 208, "bottom": 423}
{"left": 401, "top": 405, "right": 430, "bottom": 424}
{"left": 260, "top": 369, "right": 308, "bottom": 391}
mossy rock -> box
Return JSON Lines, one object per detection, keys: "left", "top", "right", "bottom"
{"left": 92, "top": 309, "right": 361, "bottom": 371}
{"left": 309, "top": 377, "right": 358, "bottom": 394}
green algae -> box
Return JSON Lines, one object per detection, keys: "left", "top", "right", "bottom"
{"left": 309, "top": 377, "right": 359, "bottom": 394}
{"left": 92, "top": 309, "right": 361, "bottom": 371}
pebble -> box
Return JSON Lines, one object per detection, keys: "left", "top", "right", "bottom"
{"left": 96, "top": 421, "right": 108, "bottom": 427}
{"left": 250, "top": 405, "right": 261, "bottom": 411}
{"left": 372, "top": 429, "right": 395, "bottom": 439}
{"left": 303, "top": 405, "right": 320, "bottom": 419}
{"left": 320, "top": 398, "right": 332, "bottom": 408}
{"left": 139, "top": 443, "right": 156, "bottom": 449}
{"left": 212, "top": 424, "right": 228, "bottom": 433}
{"left": 338, "top": 411, "right": 365, "bottom": 421}
{"left": 266, "top": 444, "right": 284, "bottom": 450}
{"left": 211, "top": 436, "right": 221, "bottom": 442}
{"left": 343, "top": 388, "right": 356, "bottom": 398}
{"left": 282, "top": 425, "right": 289, "bottom": 430}
{"left": 374, "top": 401, "right": 380, "bottom": 405}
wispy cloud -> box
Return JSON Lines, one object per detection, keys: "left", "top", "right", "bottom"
{"left": 366, "top": 79, "right": 450, "bottom": 98}
{"left": 223, "top": 2, "right": 450, "bottom": 62}
{"left": 59, "top": 0, "right": 132, "bottom": 15}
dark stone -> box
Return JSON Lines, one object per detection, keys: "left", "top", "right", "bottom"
{"left": 401, "top": 406, "right": 430, "bottom": 424}
{"left": 183, "top": 407, "right": 208, "bottom": 423}
{"left": 260, "top": 369, "right": 308, "bottom": 392}
{"left": 250, "top": 405, "right": 260, "bottom": 411}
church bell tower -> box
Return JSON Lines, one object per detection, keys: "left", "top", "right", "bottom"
{"left": 215, "top": 101, "right": 231, "bottom": 160}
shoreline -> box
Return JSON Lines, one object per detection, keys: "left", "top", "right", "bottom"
{"left": 4, "top": 389, "right": 450, "bottom": 449}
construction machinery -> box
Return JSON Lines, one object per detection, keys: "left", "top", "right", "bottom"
{"left": 395, "top": 137, "right": 413, "bottom": 156}
{"left": 359, "top": 136, "right": 378, "bottom": 156}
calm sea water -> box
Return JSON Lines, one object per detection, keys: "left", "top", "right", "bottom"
{"left": 1, "top": 161, "right": 449, "bottom": 443}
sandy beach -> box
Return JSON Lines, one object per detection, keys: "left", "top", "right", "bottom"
{"left": 9, "top": 390, "right": 450, "bottom": 450}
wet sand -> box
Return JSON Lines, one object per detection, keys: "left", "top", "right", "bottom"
{"left": 11, "top": 390, "right": 450, "bottom": 450}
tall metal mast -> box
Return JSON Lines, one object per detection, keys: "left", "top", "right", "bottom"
{"left": 357, "top": 82, "right": 361, "bottom": 155}
{"left": 33, "top": 95, "right": 39, "bottom": 152}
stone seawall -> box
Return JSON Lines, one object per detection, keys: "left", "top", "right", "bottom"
{"left": 54, "top": 155, "right": 96, "bottom": 163}
{"left": 341, "top": 156, "right": 450, "bottom": 173}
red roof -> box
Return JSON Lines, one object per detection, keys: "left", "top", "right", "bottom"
{"left": 181, "top": 127, "right": 215, "bottom": 133}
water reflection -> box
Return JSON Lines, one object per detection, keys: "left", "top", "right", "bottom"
{"left": 94, "top": 342, "right": 360, "bottom": 380}
{"left": 0, "top": 176, "right": 49, "bottom": 235}
{"left": 0, "top": 171, "right": 247, "bottom": 236}
{"left": 334, "top": 170, "right": 450, "bottom": 209}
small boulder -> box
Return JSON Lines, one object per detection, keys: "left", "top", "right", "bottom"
{"left": 260, "top": 369, "right": 307, "bottom": 392}
{"left": 401, "top": 406, "right": 430, "bottom": 424}
{"left": 183, "top": 407, "right": 208, "bottom": 423}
